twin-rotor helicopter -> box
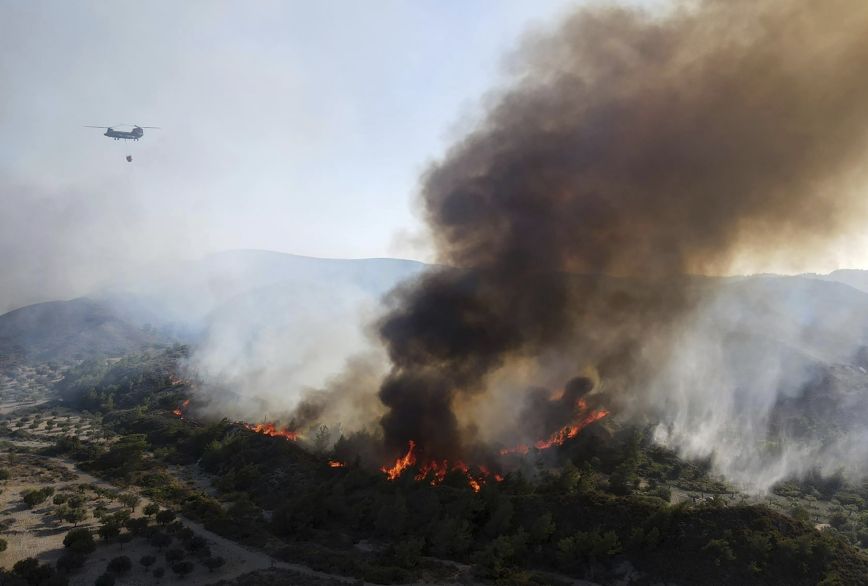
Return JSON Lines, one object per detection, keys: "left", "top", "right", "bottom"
{"left": 84, "top": 123, "right": 160, "bottom": 162}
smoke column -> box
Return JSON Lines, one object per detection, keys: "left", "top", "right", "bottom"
{"left": 376, "top": 0, "right": 868, "bottom": 463}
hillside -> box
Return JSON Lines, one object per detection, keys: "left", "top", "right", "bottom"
{"left": 817, "top": 269, "right": 868, "bottom": 295}
{"left": 100, "top": 250, "right": 428, "bottom": 330}
{"left": 0, "top": 298, "right": 167, "bottom": 366}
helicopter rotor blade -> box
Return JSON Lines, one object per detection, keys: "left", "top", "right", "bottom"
{"left": 83, "top": 125, "right": 111, "bottom": 128}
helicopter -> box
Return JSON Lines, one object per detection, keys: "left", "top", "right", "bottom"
{"left": 84, "top": 123, "right": 160, "bottom": 141}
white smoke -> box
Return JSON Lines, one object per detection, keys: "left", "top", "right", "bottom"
{"left": 648, "top": 276, "right": 868, "bottom": 492}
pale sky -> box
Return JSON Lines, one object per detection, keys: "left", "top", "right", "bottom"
{"left": 1, "top": 0, "right": 615, "bottom": 308}
{"left": 1, "top": 1, "right": 591, "bottom": 262}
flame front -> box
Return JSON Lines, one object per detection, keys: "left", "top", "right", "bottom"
{"left": 533, "top": 408, "right": 609, "bottom": 450}
{"left": 381, "top": 440, "right": 416, "bottom": 480}
{"left": 172, "top": 399, "right": 190, "bottom": 418}
{"left": 328, "top": 460, "right": 345, "bottom": 468}
{"left": 413, "top": 459, "right": 500, "bottom": 492}
{"left": 381, "top": 441, "right": 499, "bottom": 492}
{"left": 243, "top": 422, "right": 298, "bottom": 441}
{"left": 501, "top": 398, "right": 609, "bottom": 455}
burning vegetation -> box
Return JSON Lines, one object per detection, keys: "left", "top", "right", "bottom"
{"left": 501, "top": 399, "right": 609, "bottom": 456}
{"left": 172, "top": 399, "right": 190, "bottom": 418}
{"left": 240, "top": 421, "right": 299, "bottom": 441}
{"left": 172, "top": 401, "right": 302, "bottom": 443}
{"left": 379, "top": 440, "right": 503, "bottom": 492}
{"left": 379, "top": 383, "right": 607, "bottom": 491}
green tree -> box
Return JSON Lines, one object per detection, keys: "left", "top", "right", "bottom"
{"left": 577, "top": 461, "right": 597, "bottom": 493}
{"left": 150, "top": 532, "right": 172, "bottom": 550}
{"left": 63, "top": 528, "right": 96, "bottom": 554}
{"left": 98, "top": 522, "right": 120, "bottom": 543}
{"left": 143, "top": 503, "right": 160, "bottom": 517}
{"left": 67, "top": 494, "right": 85, "bottom": 508}
{"left": 56, "top": 552, "right": 86, "bottom": 574}
{"left": 374, "top": 494, "right": 406, "bottom": 538}
{"left": 313, "top": 424, "right": 331, "bottom": 453}
{"left": 791, "top": 505, "right": 811, "bottom": 523}
{"left": 155, "top": 510, "right": 176, "bottom": 526}
{"left": 430, "top": 517, "right": 473, "bottom": 557}
{"left": 558, "top": 530, "right": 621, "bottom": 572}
{"left": 609, "top": 461, "right": 639, "bottom": 496}
{"left": 118, "top": 494, "right": 140, "bottom": 511}
{"left": 140, "top": 555, "right": 157, "bottom": 570}
{"left": 482, "top": 497, "right": 514, "bottom": 539}
{"left": 12, "top": 557, "right": 56, "bottom": 584}
{"left": 702, "top": 538, "right": 736, "bottom": 567}
{"left": 529, "top": 512, "right": 556, "bottom": 544}
{"left": 62, "top": 508, "right": 87, "bottom": 527}
{"left": 22, "top": 487, "right": 54, "bottom": 509}
{"left": 99, "top": 435, "right": 148, "bottom": 471}
{"left": 171, "top": 561, "right": 194, "bottom": 579}
{"left": 390, "top": 538, "right": 423, "bottom": 569}
{"left": 124, "top": 517, "right": 149, "bottom": 536}
{"left": 558, "top": 461, "right": 581, "bottom": 494}
{"left": 94, "top": 573, "right": 115, "bottom": 586}
{"left": 830, "top": 511, "right": 848, "bottom": 530}
{"left": 107, "top": 556, "right": 131, "bottom": 575}
{"left": 202, "top": 556, "right": 225, "bottom": 573}
{"left": 184, "top": 535, "right": 208, "bottom": 554}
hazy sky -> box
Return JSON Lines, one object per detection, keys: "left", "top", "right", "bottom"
{"left": 1, "top": 2, "right": 591, "bottom": 258}
{"left": 1, "top": 0, "right": 612, "bottom": 308}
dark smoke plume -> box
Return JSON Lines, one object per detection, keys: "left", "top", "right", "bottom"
{"left": 376, "top": 0, "right": 868, "bottom": 461}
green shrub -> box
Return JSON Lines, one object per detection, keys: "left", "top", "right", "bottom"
{"left": 63, "top": 528, "right": 95, "bottom": 554}
{"left": 107, "top": 556, "right": 132, "bottom": 575}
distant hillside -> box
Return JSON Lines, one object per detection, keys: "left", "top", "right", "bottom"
{"left": 816, "top": 268, "right": 868, "bottom": 294}
{"left": 0, "top": 250, "right": 428, "bottom": 386}
{"left": 0, "top": 298, "right": 167, "bottom": 366}
{"left": 100, "top": 249, "right": 428, "bottom": 330}
{"left": 711, "top": 275, "right": 868, "bottom": 363}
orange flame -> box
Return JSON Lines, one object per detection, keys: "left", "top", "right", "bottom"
{"left": 172, "top": 399, "right": 190, "bottom": 418}
{"left": 381, "top": 440, "right": 416, "bottom": 480}
{"left": 415, "top": 459, "right": 449, "bottom": 484}
{"left": 533, "top": 408, "right": 609, "bottom": 450}
{"left": 243, "top": 422, "right": 299, "bottom": 441}
{"left": 382, "top": 442, "right": 500, "bottom": 492}
{"left": 499, "top": 444, "right": 529, "bottom": 456}
{"left": 479, "top": 465, "right": 504, "bottom": 483}
{"left": 328, "top": 460, "right": 345, "bottom": 468}
{"left": 500, "top": 399, "right": 609, "bottom": 455}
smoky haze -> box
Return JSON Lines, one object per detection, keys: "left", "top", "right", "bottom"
{"left": 371, "top": 0, "right": 868, "bottom": 476}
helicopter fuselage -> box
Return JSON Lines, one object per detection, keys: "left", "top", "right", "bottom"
{"left": 104, "top": 127, "right": 144, "bottom": 141}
